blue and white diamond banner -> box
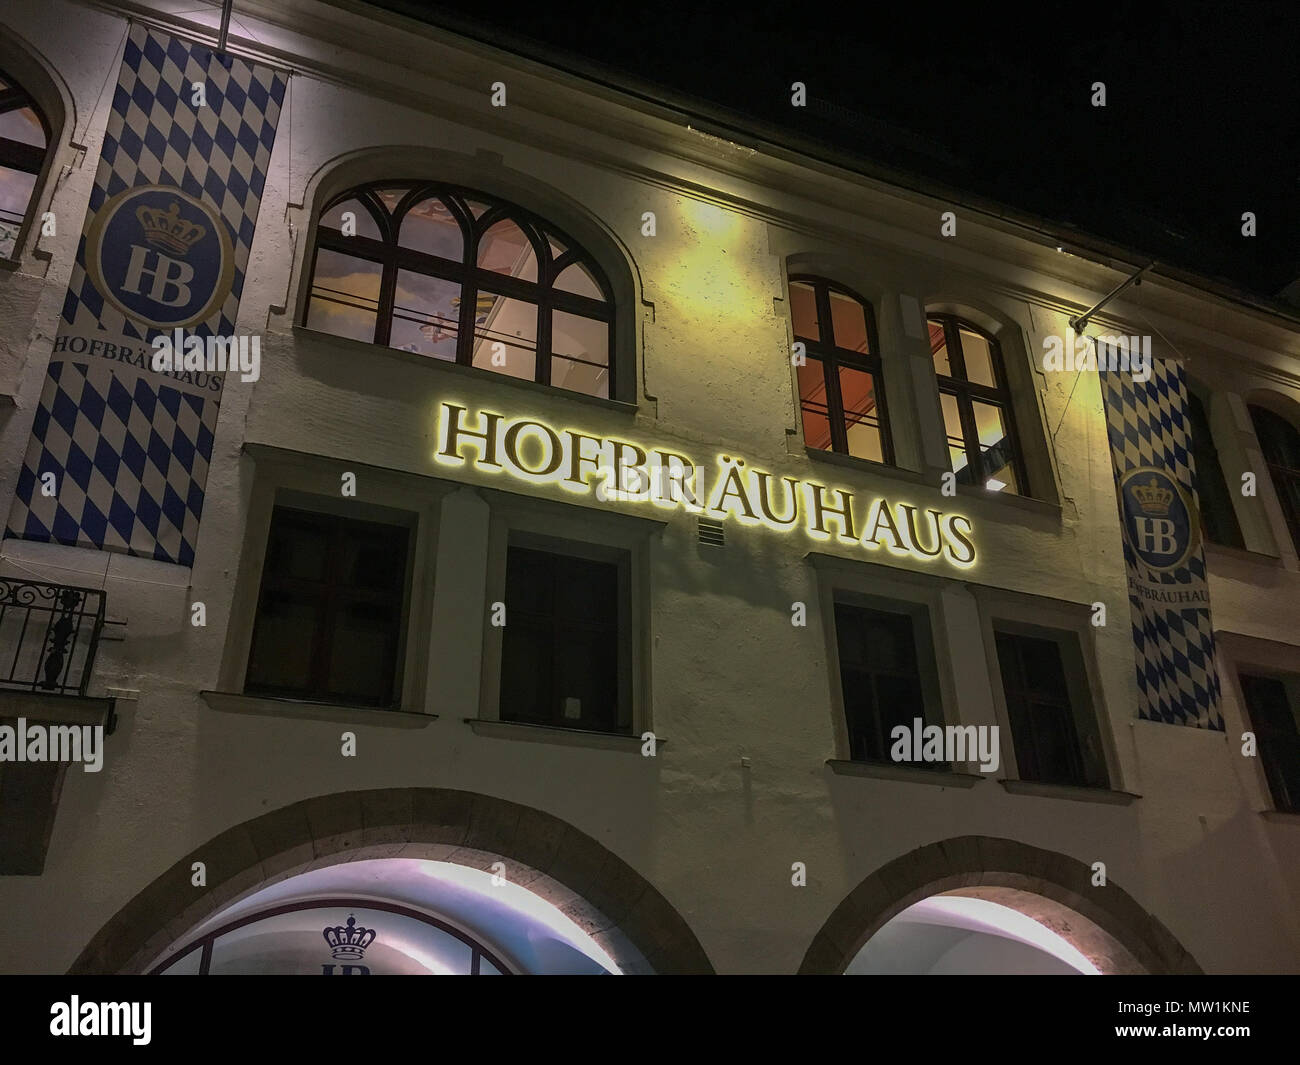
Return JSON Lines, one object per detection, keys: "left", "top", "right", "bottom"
{"left": 5, "top": 25, "right": 287, "bottom": 566}
{"left": 1100, "top": 358, "right": 1224, "bottom": 730}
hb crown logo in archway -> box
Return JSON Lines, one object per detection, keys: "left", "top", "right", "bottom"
{"left": 1118, "top": 466, "right": 1199, "bottom": 571}
{"left": 85, "top": 185, "right": 234, "bottom": 330}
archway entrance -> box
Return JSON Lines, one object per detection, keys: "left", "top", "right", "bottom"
{"left": 801, "top": 836, "right": 1200, "bottom": 975}
{"left": 146, "top": 858, "right": 622, "bottom": 975}
{"left": 73, "top": 788, "right": 713, "bottom": 975}
{"left": 847, "top": 890, "right": 1104, "bottom": 975}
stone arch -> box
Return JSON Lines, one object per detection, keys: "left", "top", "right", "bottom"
{"left": 799, "top": 836, "right": 1201, "bottom": 975}
{"left": 71, "top": 788, "right": 714, "bottom": 975}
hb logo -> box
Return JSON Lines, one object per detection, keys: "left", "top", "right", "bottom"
{"left": 1119, "top": 467, "right": 1199, "bottom": 571}
{"left": 85, "top": 185, "right": 234, "bottom": 330}
{"left": 321, "top": 914, "right": 376, "bottom": 975}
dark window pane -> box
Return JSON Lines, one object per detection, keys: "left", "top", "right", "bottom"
{"left": 1249, "top": 405, "right": 1300, "bottom": 554}
{"left": 327, "top": 600, "right": 400, "bottom": 705}
{"left": 995, "top": 631, "right": 1089, "bottom": 787}
{"left": 245, "top": 589, "right": 319, "bottom": 693}
{"left": 1187, "top": 392, "right": 1244, "bottom": 548}
{"left": 500, "top": 546, "right": 624, "bottom": 733}
{"left": 499, "top": 620, "right": 554, "bottom": 725}
{"left": 246, "top": 508, "right": 409, "bottom": 707}
{"left": 1239, "top": 673, "right": 1300, "bottom": 813}
{"left": 835, "top": 603, "right": 930, "bottom": 766}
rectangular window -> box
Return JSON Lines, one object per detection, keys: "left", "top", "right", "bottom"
{"left": 833, "top": 601, "right": 942, "bottom": 767}
{"left": 499, "top": 543, "right": 627, "bottom": 734}
{"left": 994, "top": 629, "right": 1107, "bottom": 788}
{"left": 1238, "top": 672, "right": 1300, "bottom": 813}
{"left": 245, "top": 506, "right": 411, "bottom": 707}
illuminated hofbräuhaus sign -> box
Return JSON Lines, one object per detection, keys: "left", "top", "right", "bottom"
{"left": 435, "top": 401, "right": 977, "bottom": 569}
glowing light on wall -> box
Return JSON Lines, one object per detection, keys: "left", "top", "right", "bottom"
{"left": 434, "top": 401, "right": 977, "bottom": 569}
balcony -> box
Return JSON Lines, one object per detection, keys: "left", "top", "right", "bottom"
{"left": 0, "top": 577, "right": 106, "bottom": 697}
{"left": 0, "top": 576, "right": 116, "bottom": 876}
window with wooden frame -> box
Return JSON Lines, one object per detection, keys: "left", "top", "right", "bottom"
{"left": 499, "top": 541, "right": 630, "bottom": 735}
{"left": 0, "top": 70, "right": 51, "bottom": 259}
{"left": 993, "top": 627, "right": 1108, "bottom": 789}
{"left": 1237, "top": 671, "right": 1300, "bottom": 814}
{"left": 245, "top": 506, "right": 411, "bottom": 708}
{"left": 1187, "top": 389, "right": 1244, "bottom": 549}
{"left": 927, "top": 315, "right": 1028, "bottom": 495}
{"left": 305, "top": 182, "right": 615, "bottom": 399}
{"left": 832, "top": 600, "right": 944, "bottom": 768}
{"left": 789, "top": 275, "right": 893, "bottom": 464}
{"left": 1248, "top": 404, "right": 1300, "bottom": 555}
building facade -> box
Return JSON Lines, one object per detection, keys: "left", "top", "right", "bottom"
{"left": 0, "top": 0, "right": 1298, "bottom": 974}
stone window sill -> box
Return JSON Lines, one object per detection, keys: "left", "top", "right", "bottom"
{"left": 998, "top": 779, "right": 1139, "bottom": 805}
{"left": 200, "top": 690, "right": 436, "bottom": 728}
{"left": 290, "top": 325, "right": 639, "bottom": 415}
{"left": 805, "top": 447, "right": 930, "bottom": 487}
{"left": 465, "top": 717, "right": 656, "bottom": 753}
{"left": 826, "top": 759, "right": 984, "bottom": 788}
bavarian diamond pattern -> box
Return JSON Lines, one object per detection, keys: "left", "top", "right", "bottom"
{"left": 1100, "top": 359, "right": 1224, "bottom": 731}
{"left": 6, "top": 25, "right": 287, "bottom": 566}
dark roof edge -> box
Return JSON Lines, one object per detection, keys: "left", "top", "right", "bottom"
{"left": 370, "top": 1, "right": 1300, "bottom": 331}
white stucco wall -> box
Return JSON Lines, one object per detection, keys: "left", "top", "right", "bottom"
{"left": 0, "top": 0, "right": 1298, "bottom": 974}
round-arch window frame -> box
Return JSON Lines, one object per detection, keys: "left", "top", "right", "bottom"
{"left": 1248, "top": 402, "right": 1300, "bottom": 554}
{"left": 0, "top": 68, "right": 53, "bottom": 256}
{"left": 147, "top": 896, "right": 516, "bottom": 975}
{"left": 927, "top": 313, "right": 1030, "bottom": 495}
{"left": 305, "top": 181, "right": 617, "bottom": 398}
{"left": 789, "top": 274, "right": 895, "bottom": 465}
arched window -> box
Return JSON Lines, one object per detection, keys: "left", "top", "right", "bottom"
{"left": 1249, "top": 404, "right": 1300, "bottom": 553}
{"left": 927, "top": 314, "right": 1028, "bottom": 495}
{"left": 1186, "top": 389, "right": 1243, "bottom": 548}
{"left": 0, "top": 69, "right": 51, "bottom": 258}
{"left": 788, "top": 275, "right": 892, "bottom": 463}
{"left": 305, "top": 182, "right": 615, "bottom": 399}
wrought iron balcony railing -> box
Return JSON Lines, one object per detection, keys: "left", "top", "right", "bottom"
{"left": 0, "top": 577, "right": 106, "bottom": 697}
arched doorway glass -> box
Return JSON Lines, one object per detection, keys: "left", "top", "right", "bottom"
{"left": 146, "top": 858, "right": 622, "bottom": 975}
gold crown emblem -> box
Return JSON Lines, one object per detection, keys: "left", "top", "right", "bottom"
{"left": 1132, "top": 477, "right": 1173, "bottom": 516}
{"left": 135, "top": 200, "right": 206, "bottom": 256}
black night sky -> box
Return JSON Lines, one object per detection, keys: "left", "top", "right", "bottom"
{"left": 371, "top": 0, "right": 1300, "bottom": 304}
